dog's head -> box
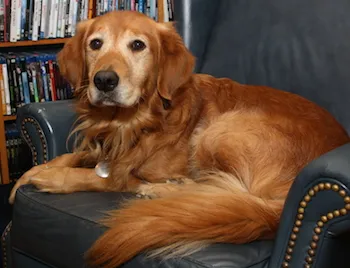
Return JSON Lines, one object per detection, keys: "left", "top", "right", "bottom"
{"left": 57, "top": 11, "right": 195, "bottom": 108}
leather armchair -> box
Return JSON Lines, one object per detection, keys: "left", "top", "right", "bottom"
{"left": 3, "top": 0, "right": 350, "bottom": 267}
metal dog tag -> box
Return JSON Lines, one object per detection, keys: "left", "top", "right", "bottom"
{"left": 95, "top": 161, "right": 110, "bottom": 178}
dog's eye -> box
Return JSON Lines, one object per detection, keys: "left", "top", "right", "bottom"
{"left": 130, "top": 40, "right": 146, "bottom": 51}
{"left": 90, "top": 39, "right": 103, "bottom": 50}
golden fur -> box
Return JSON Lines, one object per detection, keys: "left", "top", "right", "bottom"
{"left": 9, "top": 11, "right": 350, "bottom": 268}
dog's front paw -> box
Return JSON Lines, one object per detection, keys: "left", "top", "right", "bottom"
{"left": 9, "top": 166, "right": 71, "bottom": 204}
{"left": 29, "top": 168, "right": 68, "bottom": 193}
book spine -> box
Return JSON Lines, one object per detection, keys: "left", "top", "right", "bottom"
{"left": 48, "top": 59, "right": 57, "bottom": 101}
{"left": 29, "top": 60, "right": 39, "bottom": 102}
{"left": 39, "top": 57, "right": 49, "bottom": 101}
{"left": 15, "top": 58, "right": 24, "bottom": 105}
{"left": 107, "top": 0, "right": 111, "bottom": 12}
{"left": 25, "top": 58, "right": 35, "bottom": 102}
{"left": 8, "top": 58, "right": 18, "bottom": 109}
{"left": 10, "top": 0, "right": 17, "bottom": 41}
{"left": 27, "top": 0, "right": 34, "bottom": 39}
{"left": 31, "top": 0, "right": 41, "bottom": 40}
{"left": 59, "top": 0, "right": 66, "bottom": 37}
{"left": 20, "top": 56, "right": 31, "bottom": 104}
{"left": 102, "top": 0, "right": 107, "bottom": 14}
{"left": 131, "top": 0, "right": 135, "bottom": 11}
{"left": 8, "top": 59, "right": 18, "bottom": 111}
{"left": 53, "top": 59, "right": 62, "bottom": 100}
{"left": 87, "top": 0, "right": 93, "bottom": 18}
{"left": 138, "top": 0, "right": 144, "bottom": 13}
{"left": 4, "top": 0, "right": 9, "bottom": 41}
{"left": 47, "top": 0, "right": 54, "bottom": 37}
{"left": 34, "top": 59, "right": 43, "bottom": 101}
{"left": 16, "top": 0, "right": 22, "bottom": 40}
{"left": 39, "top": 0, "right": 47, "bottom": 38}
{"left": 167, "top": 0, "right": 173, "bottom": 21}
{"left": 67, "top": 0, "right": 73, "bottom": 36}
{"left": 2, "top": 62, "right": 11, "bottom": 114}
{"left": 77, "top": 0, "right": 81, "bottom": 21}
{"left": 83, "top": 0, "right": 88, "bottom": 19}
{"left": 51, "top": 0, "right": 59, "bottom": 38}
{"left": 70, "top": 0, "right": 77, "bottom": 36}
{"left": 163, "top": 0, "right": 169, "bottom": 22}
{"left": 0, "top": 0, "right": 4, "bottom": 41}
{"left": 56, "top": 0, "right": 63, "bottom": 37}
{"left": 146, "top": 0, "right": 150, "bottom": 17}
{"left": 44, "top": 57, "right": 52, "bottom": 100}
{"left": 20, "top": 0, "right": 27, "bottom": 40}
{"left": 6, "top": 139, "right": 11, "bottom": 179}
{"left": 63, "top": 0, "right": 69, "bottom": 37}
{"left": 0, "top": 63, "right": 6, "bottom": 114}
{"left": 95, "top": 0, "right": 99, "bottom": 16}
{"left": 150, "top": 0, "right": 156, "bottom": 20}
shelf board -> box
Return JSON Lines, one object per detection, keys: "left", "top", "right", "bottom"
{"left": 0, "top": 38, "right": 69, "bottom": 48}
{"left": 3, "top": 115, "right": 16, "bottom": 121}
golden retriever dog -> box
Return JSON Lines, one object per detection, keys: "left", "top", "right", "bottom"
{"left": 9, "top": 10, "right": 350, "bottom": 268}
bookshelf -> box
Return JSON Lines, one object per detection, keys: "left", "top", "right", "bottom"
{"left": 0, "top": 38, "right": 69, "bottom": 48}
{"left": 0, "top": 0, "right": 170, "bottom": 185}
{"left": 3, "top": 115, "right": 17, "bottom": 121}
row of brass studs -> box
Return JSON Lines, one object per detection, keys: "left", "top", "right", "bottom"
{"left": 2, "top": 119, "right": 48, "bottom": 266}
{"left": 1, "top": 222, "right": 12, "bottom": 268}
{"left": 22, "top": 118, "right": 48, "bottom": 165}
{"left": 282, "top": 182, "right": 349, "bottom": 268}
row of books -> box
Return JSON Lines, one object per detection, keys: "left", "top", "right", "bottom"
{"left": 0, "top": 0, "right": 90, "bottom": 42}
{"left": 0, "top": 51, "right": 73, "bottom": 115}
{"left": 5, "top": 122, "right": 33, "bottom": 183}
{"left": 95, "top": 0, "right": 173, "bottom": 21}
{"left": 0, "top": 0, "right": 175, "bottom": 43}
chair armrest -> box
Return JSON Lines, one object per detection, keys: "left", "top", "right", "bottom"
{"left": 269, "top": 142, "right": 350, "bottom": 268}
{"left": 16, "top": 100, "right": 77, "bottom": 165}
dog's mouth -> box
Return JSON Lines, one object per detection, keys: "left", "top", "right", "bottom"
{"left": 94, "top": 95, "right": 128, "bottom": 108}
{"left": 95, "top": 98, "right": 119, "bottom": 107}
{"left": 90, "top": 90, "right": 139, "bottom": 108}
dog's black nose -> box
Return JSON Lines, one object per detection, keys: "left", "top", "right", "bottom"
{"left": 93, "top": 71, "right": 119, "bottom": 92}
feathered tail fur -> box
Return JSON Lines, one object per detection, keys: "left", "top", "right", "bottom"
{"left": 85, "top": 175, "right": 284, "bottom": 268}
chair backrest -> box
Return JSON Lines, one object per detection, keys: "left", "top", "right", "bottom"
{"left": 174, "top": 0, "right": 350, "bottom": 134}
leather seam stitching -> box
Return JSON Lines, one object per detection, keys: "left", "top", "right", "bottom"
{"left": 21, "top": 117, "right": 48, "bottom": 165}
{"left": 1, "top": 221, "right": 12, "bottom": 268}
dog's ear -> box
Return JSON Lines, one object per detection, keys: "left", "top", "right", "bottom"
{"left": 156, "top": 22, "right": 195, "bottom": 101}
{"left": 57, "top": 19, "right": 93, "bottom": 90}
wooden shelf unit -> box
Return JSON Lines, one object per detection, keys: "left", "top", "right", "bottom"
{"left": 0, "top": 1, "right": 167, "bottom": 185}
{"left": 3, "top": 115, "right": 16, "bottom": 121}
{"left": 0, "top": 38, "right": 69, "bottom": 48}
{"left": 0, "top": 39, "right": 73, "bottom": 186}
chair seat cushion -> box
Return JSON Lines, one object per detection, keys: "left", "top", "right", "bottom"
{"left": 10, "top": 185, "right": 273, "bottom": 268}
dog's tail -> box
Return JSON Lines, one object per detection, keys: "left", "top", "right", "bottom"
{"left": 85, "top": 174, "right": 284, "bottom": 268}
